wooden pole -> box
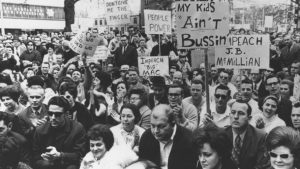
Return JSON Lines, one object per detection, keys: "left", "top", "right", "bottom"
{"left": 158, "top": 35, "right": 161, "bottom": 56}
{"left": 204, "top": 48, "right": 211, "bottom": 116}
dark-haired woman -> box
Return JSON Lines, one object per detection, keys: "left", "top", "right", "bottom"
{"left": 85, "top": 71, "right": 113, "bottom": 124}
{"left": 110, "top": 104, "right": 145, "bottom": 153}
{"left": 80, "top": 124, "right": 138, "bottom": 169}
{"left": 266, "top": 126, "right": 300, "bottom": 169}
{"left": 193, "top": 124, "right": 237, "bottom": 169}
{"left": 106, "top": 81, "right": 128, "bottom": 126}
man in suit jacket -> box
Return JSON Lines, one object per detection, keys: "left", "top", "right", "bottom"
{"left": 18, "top": 86, "right": 48, "bottom": 140}
{"left": 225, "top": 100, "right": 270, "bottom": 169}
{"left": 112, "top": 35, "right": 138, "bottom": 67}
{"left": 280, "top": 35, "right": 300, "bottom": 67}
{"left": 139, "top": 104, "right": 197, "bottom": 169}
{"left": 259, "top": 75, "right": 293, "bottom": 126}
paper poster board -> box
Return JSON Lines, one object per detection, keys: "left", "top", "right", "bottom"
{"left": 138, "top": 56, "right": 169, "bottom": 77}
{"left": 215, "top": 35, "right": 270, "bottom": 69}
{"left": 105, "top": 0, "right": 131, "bottom": 25}
{"left": 144, "top": 10, "right": 172, "bottom": 35}
{"left": 69, "top": 31, "right": 101, "bottom": 56}
{"left": 175, "top": 0, "right": 230, "bottom": 49}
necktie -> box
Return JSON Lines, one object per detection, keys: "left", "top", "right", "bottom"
{"left": 122, "top": 46, "right": 126, "bottom": 55}
{"left": 232, "top": 134, "right": 242, "bottom": 166}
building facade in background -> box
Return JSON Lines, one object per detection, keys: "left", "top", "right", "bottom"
{"left": 1, "top": 0, "right": 65, "bottom": 35}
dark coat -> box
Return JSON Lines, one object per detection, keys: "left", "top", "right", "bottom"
{"left": 148, "top": 93, "right": 169, "bottom": 110}
{"left": 18, "top": 104, "right": 48, "bottom": 140}
{"left": 32, "top": 118, "right": 88, "bottom": 167}
{"left": 0, "top": 131, "right": 31, "bottom": 168}
{"left": 69, "top": 102, "right": 94, "bottom": 131}
{"left": 139, "top": 125, "right": 197, "bottom": 169}
{"left": 20, "top": 50, "right": 42, "bottom": 63}
{"left": 113, "top": 45, "right": 138, "bottom": 67}
{"left": 280, "top": 43, "right": 300, "bottom": 67}
{"left": 224, "top": 125, "right": 271, "bottom": 169}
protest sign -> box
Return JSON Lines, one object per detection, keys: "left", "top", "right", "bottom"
{"left": 105, "top": 0, "right": 130, "bottom": 25}
{"left": 144, "top": 10, "right": 172, "bottom": 35}
{"left": 175, "top": 0, "right": 230, "bottom": 49}
{"left": 215, "top": 35, "right": 270, "bottom": 69}
{"left": 69, "top": 31, "right": 101, "bottom": 56}
{"left": 138, "top": 56, "right": 169, "bottom": 77}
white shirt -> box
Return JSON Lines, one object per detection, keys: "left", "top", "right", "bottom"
{"left": 159, "top": 124, "right": 177, "bottom": 169}
{"left": 199, "top": 102, "right": 231, "bottom": 128}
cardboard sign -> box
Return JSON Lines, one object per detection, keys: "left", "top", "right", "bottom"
{"left": 215, "top": 35, "right": 270, "bottom": 69}
{"left": 105, "top": 0, "right": 130, "bottom": 25}
{"left": 138, "top": 56, "right": 169, "bottom": 77}
{"left": 175, "top": 0, "right": 230, "bottom": 49}
{"left": 69, "top": 31, "right": 101, "bottom": 56}
{"left": 144, "top": 10, "right": 172, "bottom": 35}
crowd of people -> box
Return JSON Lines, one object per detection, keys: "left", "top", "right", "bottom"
{"left": 0, "top": 26, "right": 300, "bottom": 169}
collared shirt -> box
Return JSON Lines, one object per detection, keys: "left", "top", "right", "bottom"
{"left": 199, "top": 102, "right": 231, "bottom": 128}
{"left": 29, "top": 106, "right": 43, "bottom": 127}
{"left": 232, "top": 128, "right": 247, "bottom": 148}
{"left": 159, "top": 124, "right": 177, "bottom": 169}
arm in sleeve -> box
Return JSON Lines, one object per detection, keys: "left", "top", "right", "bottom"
{"left": 83, "top": 66, "right": 93, "bottom": 95}
{"left": 60, "top": 125, "right": 88, "bottom": 164}
{"left": 254, "top": 133, "right": 271, "bottom": 169}
{"left": 180, "top": 104, "right": 198, "bottom": 131}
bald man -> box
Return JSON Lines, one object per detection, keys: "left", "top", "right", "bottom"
{"left": 139, "top": 104, "right": 197, "bottom": 169}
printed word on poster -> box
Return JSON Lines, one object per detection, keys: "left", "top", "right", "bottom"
{"left": 176, "top": 0, "right": 230, "bottom": 49}
{"left": 105, "top": 0, "right": 130, "bottom": 25}
{"left": 69, "top": 31, "right": 101, "bottom": 56}
{"left": 215, "top": 35, "right": 270, "bottom": 69}
{"left": 144, "top": 10, "right": 172, "bottom": 35}
{"left": 138, "top": 56, "right": 169, "bottom": 77}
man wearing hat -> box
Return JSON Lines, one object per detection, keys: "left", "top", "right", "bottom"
{"left": 148, "top": 76, "right": 169, "bottom": 110}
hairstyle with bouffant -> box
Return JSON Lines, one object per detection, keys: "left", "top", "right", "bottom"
{"left": 266, "top": 126, "right": 300, "bottom": 168}
{"left": 87, "top": 124, "right": 114, "bottom": 151}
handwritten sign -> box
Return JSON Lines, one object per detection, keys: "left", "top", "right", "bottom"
{"left": 175, "top": 0, "right": 230, "bottom": 49}
{"left": 105, "top": 0, "right": 130, "bottom": 25}
{"left": 69, "top": 31, "right": 101, "bottom": 56}
{"left": 144, "top": 10, "right": 172, "bottom": 35}
{"left": 138, "top": 56, "right": 169, "bottom": 77}
{"left": 215, "top": 35, "right": 270, "bottom": 69}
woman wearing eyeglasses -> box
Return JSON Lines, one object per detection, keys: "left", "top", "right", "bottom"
{"left": 250, "top": 95, "right": 286, "bottom": 133}
{"left": 266, "top": 126, "right": 300, "bottom": 169}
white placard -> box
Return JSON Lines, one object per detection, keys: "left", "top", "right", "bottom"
{"left": 175, "top": 0, "right": 230, "bottom": 49}
{"left": 144, "top": 10, "right": 172, "bottom": 35}
{"left": 105, "top": 0, "right": 131, "bottom": 25}
{"left": 69, "top": 31, "right": 101, "bottom": 56}
{"left": 138, "top": 56, "right": 169, "bottom": 77}
{"left": 215, "top": 35, "right": 270, "bottom": 69}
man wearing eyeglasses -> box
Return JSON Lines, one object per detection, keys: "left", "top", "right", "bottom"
{"left": 112, "top": 35, "right": 138, "bottom": 67}
{"left": 210, "top": 69, "right": 237, "bottom": 102}
{"left": 167, "top": 84, "right": 198, "bottom": 131}
{"left": 224, "top": 100, "right": 270, "bottom": 169}
{"left": 32, "top": 96, "right": 87, "bottom": 169}
{"left": 200, "top": 84, "right": 231, "bottom": 128}
{"left": 263, "top": 75, "right": 293, "bottom": 127}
